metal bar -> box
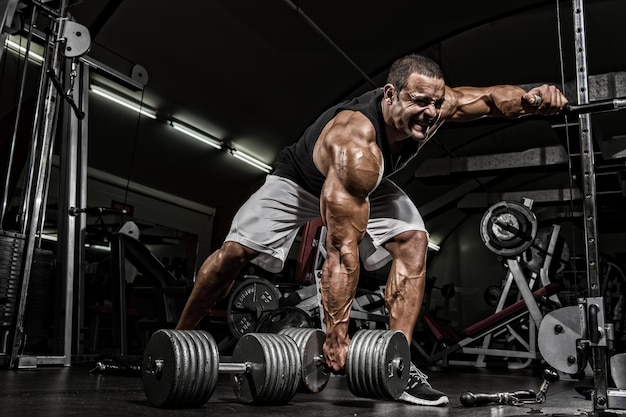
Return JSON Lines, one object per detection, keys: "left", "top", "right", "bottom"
{"left": 49, "top": 59, "right": 77, "bottom": 366}
{"left": 23, "top": 25, "right": 144, "bottom": 91}
{"left": 572, "top": 0, "right": 608, "bottom": 410}
{"left": 218, "top": 362, "right": 249, "bottom": 373}
{"left": 53, "top": 58, "right": 86, "bottom": 365}
{"left": 20, "top": 29, "right": 51, "bottom": 234}
{"left": 74, "top": 61, "right": 89, "bottom": 354}
{"left": 110, "top": 234, "right": 128, "bottom": 356}
{"left": 565, "top": 97, "right": 626, "bottom": 115}
{"left": 1, "top": 5, "right": 38, "bottom": 225}
{"left": 507, "top": 259, "right": 543, "bottom": 327}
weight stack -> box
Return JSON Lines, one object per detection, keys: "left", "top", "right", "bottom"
{"left": 23, "top": 248, "right": 54, "bottom": 352}
{"left": 0, "top": 230, "right": 26, "bottom": 364}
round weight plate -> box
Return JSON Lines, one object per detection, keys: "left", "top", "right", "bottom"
{"left": 256, "top": 306, "right": 314, "bottom": 334}
{"left": 346, "top": 330, "right": 409, "bottom": 400}
{"left": 231, "top": 333, "right": 301, "bottom": 404}
{"left": 142, "top": 329, "right": 218, "bottom": 408}
{"left": 279, "top": 327, "right": 329, "bottom": 393}
{"left": 522, "top": 228, "right": 570, "bottom": 275}
{"left": 142, "top": 329, "right": 185, "bottom": 407}
{"left": 538, "top": 306, "right": 582, "bottom": 374}
{"left": 226, "top": 277, "right": 282, "bottom": 338}
{"left": 480, "top": 201, "right": 538, "bottom": 257}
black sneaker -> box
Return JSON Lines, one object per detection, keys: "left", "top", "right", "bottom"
{"left": 398, "top": 363, "right": 449, "bottom": 406}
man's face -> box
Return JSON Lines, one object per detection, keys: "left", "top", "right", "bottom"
{"left": 386, "top": 73, "right": 445, "bottom": 141}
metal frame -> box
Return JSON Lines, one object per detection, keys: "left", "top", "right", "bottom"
{"left": 571, "top": 0, "right": 609, "bottom": 410}
{"left": 1, "top": 0, "right": 141, "bottom": 367}
{"left": 415, "top": 225, "right": 563, "bottom": 369}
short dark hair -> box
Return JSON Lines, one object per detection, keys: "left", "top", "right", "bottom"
{"left": 386, "top": 54, "right": 445, "bottom": 92}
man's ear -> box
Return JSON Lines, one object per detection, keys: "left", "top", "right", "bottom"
{"left": 383, "top": 84, "right": 395, "bottom": 103}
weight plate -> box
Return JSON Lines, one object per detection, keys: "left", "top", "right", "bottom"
{"left": 226, "top": 277, "right": 282, "bottom": 338}
{"left": 480, "top": 201, "right": 537, "bottom": 257}
{"left": 538, "top": 306, "right": 582, "bottom": 374}
{"left": 522, "top": 228, "right": 570, "bottom": 275}
{"left": 346, "top": 329, "right": 409, "bottom": 400}
{"left": 256, "top": 306, "right": 314, "bottom": 334}
{"left": 142, "top": 329, "right": 218, "bottom": 408}
{"left": 231, "top": 333, "right": 300, "bottom": 404}
{"left": 279, "top": 327, "right": 329, "bottom": 393}
{"left": 142, "top": 329, "right": 184, "bottom": 407}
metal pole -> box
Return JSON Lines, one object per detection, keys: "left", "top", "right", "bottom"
{"left": 74, "top": 61, "right": 89, "bottom": 354}
{"left": 571, "top": 0, "right": 608, "bottom": 410}
{"left": 55, "top": 58, "right": 88, "bottom": 365}
{"left": 1, "top": 5, "right": 37, "bottom": 226}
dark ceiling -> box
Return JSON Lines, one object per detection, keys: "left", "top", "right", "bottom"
{"left": 3, "top": 0, "right": 626, "bottom": 238}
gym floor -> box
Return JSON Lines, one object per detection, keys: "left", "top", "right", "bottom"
{"left": 0, "top": 362, "right": 605, "bottom": 417}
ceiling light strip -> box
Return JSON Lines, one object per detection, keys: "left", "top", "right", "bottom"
{"left": 90, "top": 84, "right": 157, "bottom": 119}
{"left": 89, "top": 85, "right": 272, "bottom": 173}
{"left": 171, "top": 122, "right": 222, "bottom": 149}
{"left": 231, "top": 149, "right": 272, "bottom": 173}
{"left": 4, "top": 38, "right": 45, "bottom": 64}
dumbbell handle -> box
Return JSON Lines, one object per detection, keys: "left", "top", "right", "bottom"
{"left": 219, "top": 362, "right": 252, "bottom": 373}
{"left": 145, "top": 356, "right": 252, "bottom": 376}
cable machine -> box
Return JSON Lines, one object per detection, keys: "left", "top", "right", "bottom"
{"left": 0, "top": 0, "right": 145, "bottom": 368}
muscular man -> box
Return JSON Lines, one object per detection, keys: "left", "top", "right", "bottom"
{"left": 176, "top": 54, "right": 568, "bottom": 406}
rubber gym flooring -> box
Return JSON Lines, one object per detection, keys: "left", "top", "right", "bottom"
{"left": 0, "top": 361, "right": 606, "bottom": 417}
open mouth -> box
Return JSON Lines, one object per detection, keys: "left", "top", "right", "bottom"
{"left": 410, "top": 119, "right": 429, "bottom": 135}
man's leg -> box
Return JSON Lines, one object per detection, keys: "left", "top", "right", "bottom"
{"left": 177, "top": 175, "right": 319, "bottom": 330}
{"left": 383, "top": 230, "right": 449, "bottom": 406}
{"left": 176, "top": 241, "right": 258, "bottom": 330}
{"left": 382, "top": 230, "right": 428, "bottom": 341}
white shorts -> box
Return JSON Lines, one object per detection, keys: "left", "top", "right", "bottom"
{"left": 225, "top": 175, "right": 427, "bottom": 273}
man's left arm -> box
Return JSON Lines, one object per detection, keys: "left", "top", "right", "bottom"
{"left": 440, "top": 83, "right": 568, "bottom": 123}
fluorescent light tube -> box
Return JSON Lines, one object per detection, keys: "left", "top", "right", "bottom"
{"left": 428, "top": 241, "right": 440, "bottom": 252}
{"left": 4, "top": 38, "right": 45, "bottom": 64}
{"left": 171, "top": 121, "right": 222, "bottom": 149}
{"left": 231, "top": 149, "right": 272, "bottom": 173}
{"left": 90, "top": 84, "right": 157, "bottom": 119}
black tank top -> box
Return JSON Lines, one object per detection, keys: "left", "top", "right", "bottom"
{"left": 273, "top": 88, "right": 420, "bottom": 196}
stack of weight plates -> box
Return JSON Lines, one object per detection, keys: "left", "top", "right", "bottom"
{"left": 0, "top": 231, "right": 25, "bottom": 328}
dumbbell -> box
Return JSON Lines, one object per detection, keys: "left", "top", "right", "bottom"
{"left": 280, "top": 328, "right": 409, "bottom": 400}
{"left": 142, "top": 329, "right": 301, "bottom": 408}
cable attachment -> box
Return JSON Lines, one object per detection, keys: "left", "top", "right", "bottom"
{"left": 47, "top": 66, "right": 85, "bottom": 119}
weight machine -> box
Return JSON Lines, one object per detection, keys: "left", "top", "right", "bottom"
{"left": 457, "top": 0, "right": 626, "bottom": 412}
{"left": 415, "top": 199, "right": 567, "bottom": 369}
{"left": 0, "top": 0, "right": 148, "bottom": 368}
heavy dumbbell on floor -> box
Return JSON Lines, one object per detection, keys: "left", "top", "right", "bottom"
{"left": 346, "top": 329, "right": 410, "bottom": 400}
{"left": 142, "top": 329, "right": 302, "bottom": 408}
{"left": 280, "top": 328, "right": 410, "bottom": 400}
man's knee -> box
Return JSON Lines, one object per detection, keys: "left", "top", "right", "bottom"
{"left": 208, "top": 241, "right": 258, "bottom": 275}
{"left": 387, "top": 230, "right": 428, "bottom": 264}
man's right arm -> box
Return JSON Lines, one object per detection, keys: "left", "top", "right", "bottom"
{"left": 314, "top": 110, "right": 383, "bottom": 372}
